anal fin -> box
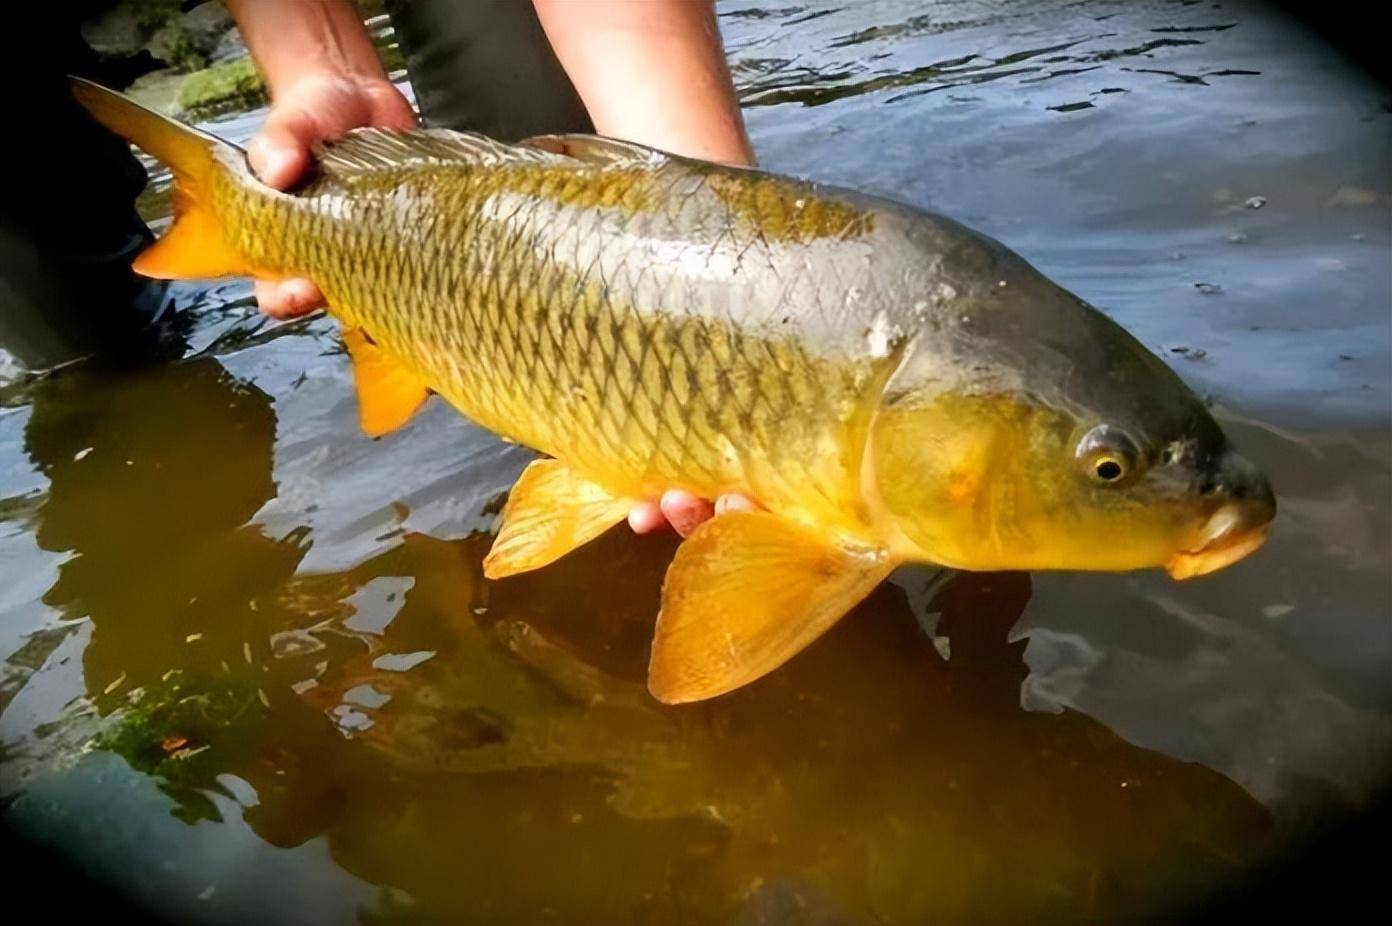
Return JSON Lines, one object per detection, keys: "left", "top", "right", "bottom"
{"left": 483, "top": 459, "right": 634, "bottom": 579}
{"left": 648, "top": 511, "right": 896, "bottom": 704}
{"left": 344, "top": 328, "right": 431, "bottom": 437}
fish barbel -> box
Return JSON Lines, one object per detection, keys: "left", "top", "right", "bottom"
{"left": 71, "top": 78, "right": 1275, "bottom": 703}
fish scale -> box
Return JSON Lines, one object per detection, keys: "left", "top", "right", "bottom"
{"left": 224, "top": 145, "right": 885, "bottom": 534}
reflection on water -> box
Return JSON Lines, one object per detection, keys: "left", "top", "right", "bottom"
{"left": 1, "top": 1, "right": 1389, "bottom": 924}
{"left": 3, "top": 357, "right": 1269, "bottom": 922}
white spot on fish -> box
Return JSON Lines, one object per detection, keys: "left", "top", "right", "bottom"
{"left": 865, "top": 310, "right": 901, "bottom": 359}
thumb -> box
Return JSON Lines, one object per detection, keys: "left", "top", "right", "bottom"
{"left": 247, "top": 108, "right": 316, "bottom": 190}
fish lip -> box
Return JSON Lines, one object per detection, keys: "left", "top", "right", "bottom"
{"left": 1165, "top": 523, "right": 1270, "bottom": 580}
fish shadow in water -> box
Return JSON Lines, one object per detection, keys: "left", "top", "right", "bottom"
{"left": 259, "top": 529, "right": 1273, "bottom": 924}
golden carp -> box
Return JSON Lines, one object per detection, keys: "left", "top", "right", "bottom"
{"left": 71, "top": 79, "right": 1275, "bottom": 703}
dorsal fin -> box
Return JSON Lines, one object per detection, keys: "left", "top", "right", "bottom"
{"left": 314, "top": 127, "right": 563, "bottom": 181}
{"left": 520, "top": 134, "right": 668, "bottom": 167}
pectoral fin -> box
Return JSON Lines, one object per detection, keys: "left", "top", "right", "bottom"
{"left": 343, "top": 328, "right": 431, "bottom": 437}
{"left": 483, "top": 459, "right": 634, "bottom": 579}
{"left": 648, "top": 511, "right": 896, "bottom": 704}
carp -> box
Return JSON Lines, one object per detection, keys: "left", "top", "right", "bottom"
{"left": 71, "top": 78, "right": 1275, "bottom": 703}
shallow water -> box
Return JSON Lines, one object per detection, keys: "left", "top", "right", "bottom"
{"left": 1, "top": 1, "right": 1389, "bottom": 923}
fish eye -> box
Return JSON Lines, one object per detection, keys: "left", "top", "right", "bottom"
{"left": 1076, "top": 425, "right": 1141, "bottom": 486}
{"left": 1094, "top": 457, "right": 1125, "bottom": 481}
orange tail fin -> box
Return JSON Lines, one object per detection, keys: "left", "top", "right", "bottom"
{"left": 69, "top": 77, "right": 248, "bottom": 280}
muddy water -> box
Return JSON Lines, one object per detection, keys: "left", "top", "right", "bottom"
{"left": 1, "top": 1, "right": 1388, "bottom": 923}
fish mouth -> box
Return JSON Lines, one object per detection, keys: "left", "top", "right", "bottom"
{"left": 1165, "top": 506, "right": 1271, "bottom": 580}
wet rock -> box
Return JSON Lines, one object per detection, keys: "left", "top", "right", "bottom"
{"left": 148, "top": 2, "right": 236, "bottom": 72}
{"left": 147, "top": 22, "right": 202, "bottom": 71}
{"left": 182, "top": 2, "right": 234, "bottom": 51}
{"left": 208, "top": 25, "right": 251, "bottom": 65}
{"left": 84, "top": 0, "right": 241, "bottom": 75}
{"left": 176, "top": 57, "right": 267, "bottom": 121}
{"left": 80, "top": 0, "right": 172, "bottom": 59}
{"left": 124, "top": 67, "right": 186, "bottom": 116}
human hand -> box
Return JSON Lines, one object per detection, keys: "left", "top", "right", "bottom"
{"left": 246, "top": 72, "right": 415, "bottom": 319}
{"left": 628, "top": 490, "right": 760, "bottom": 538}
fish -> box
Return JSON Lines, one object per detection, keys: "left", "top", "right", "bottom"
{"left": 70, "top": 78, "right": 1276, "bottom": 703}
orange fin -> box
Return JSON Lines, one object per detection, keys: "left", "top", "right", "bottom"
{"left": 648, "top": 511, "right": 896, "bottom": 704}
{"left": 70, "top": 77, "right": 246, "bottom": 279}
{"left": 483, "top": 459, "right": 633, "bottom": 579}
{"left": 343, "top": 328, "right": 431, "bottom": 437}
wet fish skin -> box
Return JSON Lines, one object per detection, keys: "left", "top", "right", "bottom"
{"left": 69, "top": 79, "right": 1275, "bottom": 702}
{"left": 223, "top": 132, "right": 915, "bottom": 534}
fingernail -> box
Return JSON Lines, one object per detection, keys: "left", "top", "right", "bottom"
{"left": 661, "top": 490, "right": 714, "bottom": 538}
{"left": 628, "top": 504, "right": 666, "bottom": 535}
{"left": 660, "top": 489, "right": 698, "bottom": 508}
{"left": 265, "top": 149, "right": 298, "bottom": 187}
{"left": 247, "top": 137, "right": 268, "bottom": 176}
{"left": 285, "top": 278, "right": 321, "bottom": 310}
{"left": 715, "top": 494, "right": 756, "bottom": 515}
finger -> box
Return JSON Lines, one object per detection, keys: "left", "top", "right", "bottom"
{"left": 628, "top": 501, "right": 667, "bottom": 535}
{"left": 255, "top": 277, "right": 324, "bottom": 319}
{"left": 660, "top": 489, "right": 715, "bottom": 538}
{"left": 366, "top": 85, "right": 420, "bottom": 131}
{"left": 247, "top": 108, "right": 318, "bottom": 189}
{"left": 714, "top": 493, "right": 760, "bottom": 516}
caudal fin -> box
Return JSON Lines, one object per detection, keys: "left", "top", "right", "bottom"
{"left": 69, "top": 77, "right": 248, "bottom": 280}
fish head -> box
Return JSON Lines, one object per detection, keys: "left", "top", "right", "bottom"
{"left": 867, "top": 256, "right": 1275, "bottom": 578}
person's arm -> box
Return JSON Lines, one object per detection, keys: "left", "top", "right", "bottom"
{"left": 534, "top": 1, "right": 759, "bottom": 534}
{"left": 229, "top": 0, "right": 754, "bottom": 534}
{"left": 225, "top": 0, "right": 416, "bottom": 319}
{"left": 532, "top": 0, "right": 754, "bottom": 166}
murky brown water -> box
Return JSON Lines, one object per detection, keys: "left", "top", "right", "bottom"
{"left": 2, "top": 2, "right": 1389, "bottom": 923}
